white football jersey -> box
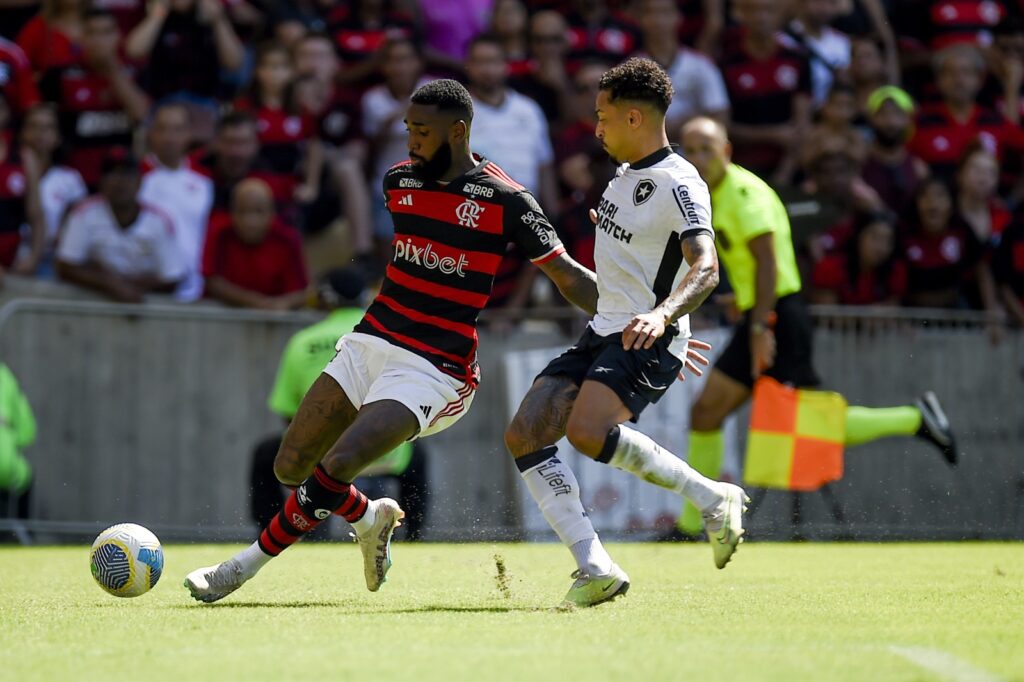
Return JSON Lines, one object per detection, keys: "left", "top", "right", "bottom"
{"left": 589, "top": 147, "right": 714, "bottom": 357}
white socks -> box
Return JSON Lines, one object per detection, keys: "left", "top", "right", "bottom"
{"left": 518, "top": 447, "right": 613, "bottom": 576}
{"left": 235, "top": 541, "right": 273, "bottom": 580}
{"left": 603, "top": 425, "right": 724, "bottom": 512}
{"left": 350, "top": 500, "right": 377, "bottom": 536}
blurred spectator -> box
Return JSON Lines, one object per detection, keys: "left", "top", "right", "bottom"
{"left": 327, "top": 0, "right": 420, "bottom": 86}
{"left": 202, "top": 178, "right": 309, "bottom": 310}
{"left": 362, "top": 37, "right": 428, "bottom": 249}
{"left": 831, "top": 0, "right": 899, "bottom": 83}
{"left": 0, "top": 362, "right": 36, "bottom": 526}
{"left": 801, "top": 82, "right": 867, "bottom": 169}
{"left": 16, "top": 0, "right": 85, "bottom": 75}
{"left": 0, "top": 37, "right": 40, "bottom": 119}
{"left": 993, "top": 210, "right": 1024, "bottom": 325}
{"left": 896, "top": 0, "right": 1010, "bottom": 53}
{"left": 908, "top": 44, "right": 1022, "bottom": 183}
{"left": 125, "top": 0, "right": 245, "bottom": 143}
{"left": 236, "top": 42, "right": 323, "bottom": 208}
{"left": 465, "top": 33, "right": 557, "bottom": 319}
{"left": 139, "top": 101, "right": 214, "bottom": 302}
{"left": 466, "top": 34, "right": 557, "bottom": 211}
{"left": 565, "top": 0, "right": 634, "bottom": 69}
{"left": 563, "top": 0, "right": 641, "bottom": 71}
{"left": 0, "top": 108, "right": 44, "bottom": 275}
{"left": 265, "top": 0, "right": 333, "bottom": 42}
{"left": 983, "top": 16, "right": 1024, "bottom": 125}
{"left": 900, "top": 177, "right": 989, "bottom": 309}
{"left": 414, "top": 0, "right": 494, "bottom": 65}
{"left": 38, "top": 8, "right": 150, "bottom": 188}
{"left": 293, "top": 32, "right": 374, "bottom": 255}
{"left": 490, "top": 0, "right": 530, "bottom": 73}
{"left": 781, "top": 145, "right": 883, "bottom": 274}
{"left": 674, "top": 0, "right": 725, "bottom": 57}
{"left": 786, "top": 0, "right": 851, "bottom": 108}
{"left": 861, "top": 86, "right": 930, "bottom": 214}
{"left": 721, "top": 0, "right": 813, "bottom": 184}
{"left": 849, "top": 35, "right": 890, "bottom": 117}
{"left": 0, "top": 1, "right": 40, "bottom": 42}
{"left": 92, "top": 0, "right": 146, "bottom": 36}
{"left": 56, "top": 148, "right": 186, "bottom": 303}
{"left": 192, "top": 111, "right": 295, "bottom": 219}
{"left": 639, "top": 0, "right": 729, "bottom": 136}
{"left": 554, "top": 61, "right": 608, "bottom": 271}
{"left": 509, "top": 10, "right": 573, "bottom": 127}
{"left": 17, "top": 103, "right": 86, "bottom": 276}
{"left": 955, "top": 142, "right": 1011, "bottom": 255}
{"left": 811, "top": 210, "right": 907, "bottom": 305}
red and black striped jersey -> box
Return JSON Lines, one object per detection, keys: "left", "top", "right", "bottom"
{"left": 354, "top": 156, "right": 565, "bottom": 385}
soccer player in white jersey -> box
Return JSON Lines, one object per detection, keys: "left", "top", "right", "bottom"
{"left": 504, "top": 57, "right": 749, "bottom": 608}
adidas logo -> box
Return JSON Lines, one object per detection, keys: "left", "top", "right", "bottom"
{"left": 398, "top": 194, "right": 414, "bottom": 206}
{"left": 419, "top": 405, "right": 432, "bottom": 419}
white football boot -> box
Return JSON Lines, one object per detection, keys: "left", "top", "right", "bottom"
{"left": 184, "top": 558, "right": 247, "bottom": 603}
{"left": 352, "top": 498, "right": 405, "bottom": 591}
{"left": 702, "top": 483, "right": 750, "bottom": 569}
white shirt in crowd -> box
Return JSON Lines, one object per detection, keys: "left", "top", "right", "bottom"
{"left": 590, "top": 148, "right": 714, "bottom": 360}
{"left": 469, "top": 89, "right": 553, "bottom": 195}
{"left": 139, "top": 156, "right": 214, "bottom": 301}
{"left": 362, "top": 78, "right": 432, "bottom": 191}
{"left": 661, "top": 48, "right": 730, "bottom": 124}
{"left": 788, "top": 21, "right": 851, "bottom": 106}
{"left": 57, "top": 196, "right": 187, "bottom": 284}
{"left": 37, "top": 165, "right": 88, "bottom": 248}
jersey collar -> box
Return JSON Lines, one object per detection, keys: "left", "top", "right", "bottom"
{"left": 628, "top": 145, "right": 674, "bottom": 171}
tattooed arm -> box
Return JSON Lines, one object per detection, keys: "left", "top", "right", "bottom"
{"left": 622, "top": 231, "right": 719, "bottom": 350}
{"left": 536, "top": 252, "right": 599, "bottom": 316}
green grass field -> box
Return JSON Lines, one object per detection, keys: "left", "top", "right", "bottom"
{"left": 1, "top": 542, "right": 1022, "bottom": 681}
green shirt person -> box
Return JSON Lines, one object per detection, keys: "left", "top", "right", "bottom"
{"left": 0, "top": 363, "right": 35, "bottom": 496}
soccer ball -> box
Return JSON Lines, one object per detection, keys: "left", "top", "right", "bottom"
{"left": 90, "top": 523, "right": 164, "bottom": 598}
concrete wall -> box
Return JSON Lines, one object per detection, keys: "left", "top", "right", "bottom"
{"left": 1, "top": 295, "right": 1021, "bottom": 541}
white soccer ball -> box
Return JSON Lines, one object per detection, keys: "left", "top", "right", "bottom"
{"left": 90, "top": 523, "right": 164, "bottom": 598}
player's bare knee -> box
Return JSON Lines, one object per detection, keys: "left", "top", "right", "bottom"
{"left": 690, "top": 404, "right": 724, "bottom": 432}
{"left": 504, "top": 416, "right": 537, "bottom": 457}
{"left": 272, "top": 454, "right": 306, "bottom": 487}
{"left": 565, "top": 418, "right": 605, "bottom": 458}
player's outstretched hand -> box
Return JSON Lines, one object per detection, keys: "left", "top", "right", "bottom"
{"left": 623, "top": 311, "right": 667, "bottom": 350}
{"left": 677, "top": 338, "right": 711, "bottom": 381}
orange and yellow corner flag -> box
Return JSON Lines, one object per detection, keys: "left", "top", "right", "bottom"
{"left": 743, "top": 377, "right": 847, "bottom": 491}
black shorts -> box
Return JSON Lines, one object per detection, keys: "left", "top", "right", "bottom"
{"left": 714, "top": 293, "right": 821, "bottom": 389}
{"left": 536, "top": 326, "right": 683, "bottom": 421}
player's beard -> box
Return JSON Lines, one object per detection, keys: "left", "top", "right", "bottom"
{"left": 413, "top": 141, "right": 453, "bottom": 182}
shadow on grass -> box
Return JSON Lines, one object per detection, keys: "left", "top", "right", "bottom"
{"left": 167, "top": 602, "right": 560, "bottom": 613}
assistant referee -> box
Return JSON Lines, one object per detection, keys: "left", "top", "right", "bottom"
{"left": 674, "top": 117, "right": 957, "bottom": 536}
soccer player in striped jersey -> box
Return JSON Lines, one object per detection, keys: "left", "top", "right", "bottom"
{"left": 504, "top": 58, "right": 748, "bottom": 609}
{"left": 185, "top": 79, "right": 603, "bottom": 603}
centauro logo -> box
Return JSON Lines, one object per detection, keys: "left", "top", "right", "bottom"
{"left": 395, "top": 238, "right": 469, "bottom": 276}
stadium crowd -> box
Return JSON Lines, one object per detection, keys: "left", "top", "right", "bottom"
{"left": 1, "top": 0, "right": 1024, "bottom": 328}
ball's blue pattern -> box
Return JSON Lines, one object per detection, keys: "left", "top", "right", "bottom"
{"left": 93, "top": 542, "right": 131, "bottom": 590}
{"left": 138, "top": 547, "right": 163, "bottom": 588}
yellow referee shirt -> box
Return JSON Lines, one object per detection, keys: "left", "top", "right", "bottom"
{"left": 710, "top": 164, "right": 802, "bottom": 312}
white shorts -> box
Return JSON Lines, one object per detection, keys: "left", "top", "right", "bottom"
{"left": 324, "top": 332, "right": 475, "bottom": 439}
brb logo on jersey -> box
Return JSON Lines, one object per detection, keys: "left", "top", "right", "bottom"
{"left": 395, "top": 238, "right": 469, "bottom": 277}
{"left": 455, "top": 198, "right": 484, "bottom": 228}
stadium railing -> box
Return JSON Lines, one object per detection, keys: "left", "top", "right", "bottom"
{"left": 0, "top": 293, "right": 1020, "bottom": 543}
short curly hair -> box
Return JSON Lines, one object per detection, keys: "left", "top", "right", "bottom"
{"left": 411, "top": 79, "right": 474, "bottom": 121}
{"left": 598, "top": 57, "right": 674, "bottom": 114}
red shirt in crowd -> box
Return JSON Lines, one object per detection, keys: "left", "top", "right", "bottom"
{"left": 15, "top": 16, "right": 80, "bottom": 74}
{"left": 562, "top": 9, "right": 640, "bottom": 73}
{"left": 909, "top": 103, "right": 1024, "bottom": 180}
{"left": 993, "top": 216, "right": 1024, "bottom": 305}
{"left": 201, "top": 214, "right": 308, "bottom": 298}
{"left": 39, "top": 63, "right": 137, "bottom": 187}
{"left": 0, "top": 37, "right": 40, "bottom": 115}
{"left": 234, "top": 98, "right": 316, "bottom": 175}
{"left": 900, "top": 222, "right": 983, "bottom": 305}
{"left": 812, "top": 253, "right": 908, "bottom": 305}
{"left": 0, "top": 159, "right": 27, "bottom": 266}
